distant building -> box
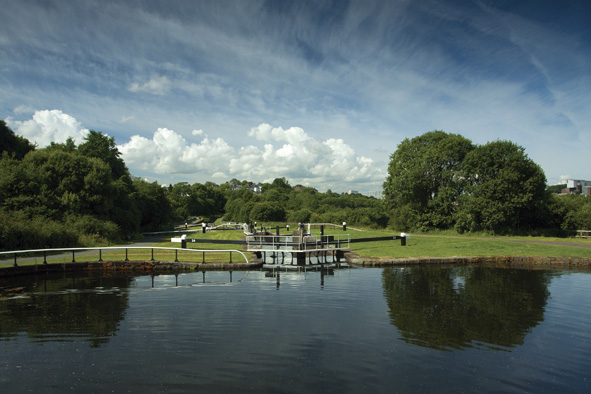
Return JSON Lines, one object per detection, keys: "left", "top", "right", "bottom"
{"left": 562, "top": 179, "right": 591, "bottom": 196}
{"left": 348, "top": 190, "right": 359, "bottom": 195}
{"left": 249, "top": 183, "right": 263, "bottom": 194}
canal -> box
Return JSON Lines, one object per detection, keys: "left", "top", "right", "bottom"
{"left": 1, "top": 266, "right": 589, "bottom": 393}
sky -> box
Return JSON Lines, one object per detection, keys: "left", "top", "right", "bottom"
{"left": 1, "top": 0, "right": 589, "bottom": 193}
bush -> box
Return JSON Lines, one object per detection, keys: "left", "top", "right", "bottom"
{"left": 287, "top": 209, "right": 313, "bottom": 223}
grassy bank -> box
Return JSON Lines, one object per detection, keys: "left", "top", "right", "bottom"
{"left": 2, "top": 225, "right": 590, "bottom": 268}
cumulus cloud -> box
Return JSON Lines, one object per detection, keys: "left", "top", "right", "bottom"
{"left": 7, "top": 109, "right": 383, "bottom": 189}
{"left": 119, "top": 123, "right": 384, "bottom": 188}
{"left": 6, "top": 109, "right": 88, "bottom": 147}
{"left": 128, "top": 75, "right": 171, "bottom": 95}
{"left": 119, "top": 127, "right": 234, "bottom": 175}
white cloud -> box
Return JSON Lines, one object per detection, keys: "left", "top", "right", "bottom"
{"left": 6, "top": 109, "right": 88, "bottom": 147}
{"left": 119, "top": 123, "right": 384, "bottom": 189}
{"left": 128, "top": 75, "right": 171, "bottom": 95}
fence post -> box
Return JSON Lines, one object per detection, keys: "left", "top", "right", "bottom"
{"left": 151, "top": 249, "right": 155, "bottom": 261}
{"left": 72, "top": 251, "right": 76, "bottom": 263}
{"left": 125, "top": 249, "right": 129, "bottom": 262}
{"left": 13, "top": 253, "right": 17, "bottom": 267}
{"left": 44, "top": 251, "right": 47, "bottom": 264}
{"left": 175, "top": 249, "right": 178, "bottom": 262}
{"left": 99, "top": 249, "right": 103, "bottom": 262}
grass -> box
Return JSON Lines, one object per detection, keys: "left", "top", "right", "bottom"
{"left": 2, "top": 224, "right": 589, "bottom": 268}
{"left": 333, "top": 229, "right": 591, "bottom": 259}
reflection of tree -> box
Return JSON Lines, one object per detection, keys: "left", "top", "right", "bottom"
{"left": 0, "top": 272, "right": 131, "bottom": 347}
{"left": 382, "top": 267, "right": 551, "bottom": 351}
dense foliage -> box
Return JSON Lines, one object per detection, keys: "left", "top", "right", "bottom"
{"left": 383, "top": 131, "right": 473, "bottom": 230}
{"left": 0, "top": 124, "right": 386, "bottom": 250}
{"left": 1, "top": 123, "right": 588, "bottom": 250}
{"left": 221, "top": 178, "right": 388, "bottom": 227}
{"left": 384, "top": 131, "right": 589, "bottom": 234}
{"left": 0, "top": 125, "right": 175, "bottom": 249}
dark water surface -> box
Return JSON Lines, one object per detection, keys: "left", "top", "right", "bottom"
{"left": 1, "top": 266, "right": 590, "bottom": 393}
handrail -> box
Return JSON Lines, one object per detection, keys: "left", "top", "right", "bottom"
{"left": 0, "top": 246, "right": 250, "bottom": 267}
{"left": 245, "top": 234, "right": 350, "bottom": 251}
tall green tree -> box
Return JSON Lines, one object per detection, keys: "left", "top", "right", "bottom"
{"left": 78, "top": 130, "right": 128, "bottom": 180}
{"left": 455, "top": 140, "right": 548, "bottom": 234}
{"left": 132, "top": 179, "right": 173, "bottom": 231}
{"left": 0, "top": 120, "right": 35, "bottom": 159}
{"left": 383, "top": 131, "right": 474, "bottom": 230}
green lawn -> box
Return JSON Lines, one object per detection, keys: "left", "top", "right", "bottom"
{"left": 2, "top": 225, "right": 589, "bottom": 268}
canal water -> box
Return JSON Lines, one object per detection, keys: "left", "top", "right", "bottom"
{"left": 1, "top": 266, "right": 590, "bottom": 393}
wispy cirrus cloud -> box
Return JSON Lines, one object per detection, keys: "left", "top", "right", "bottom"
{"left": 129, "top": 75, "right": 172, "bottom": 95}
{"left": 1, "top": 0, "right": 589, "bottom": 188}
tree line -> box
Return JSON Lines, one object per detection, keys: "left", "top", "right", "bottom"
{"left": 0, "top": 121, "right": 385, "bottom": 250}
{"left": 1, "top": 123, "right": 589, "bottom": 251}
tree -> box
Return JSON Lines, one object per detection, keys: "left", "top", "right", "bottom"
{"left": 546, "top": 184, "right": 566, "bottom": 194}
{"left": 0, "top": 120, "right": 35, "bottom": 159}
{"left": 78, "top": 130, "right": 128, "bottom": 180}
{"left": 383, "top": 131, "right": 474, "bottom": 230}
{"left": 249, "top": 202, "right": 286, "bottom": 222}
{"left": 132, "top": 179, "right": 173, "bottom": 231}
{"left": 455, "top": 140, "right": 548, "bottom": 234}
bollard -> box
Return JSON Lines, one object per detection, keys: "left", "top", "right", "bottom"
{"left": 343, "top": 221, "right": 347, "bottom": 231}
{"left": 400, "top": 233, "right": 408, "bottom": 246}
{"left": 202, "top": 223, "right": 206, "bottom": 233}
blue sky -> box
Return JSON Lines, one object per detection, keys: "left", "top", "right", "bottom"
{"left": 1, "top": 0, "right": 589, "bottom": 193}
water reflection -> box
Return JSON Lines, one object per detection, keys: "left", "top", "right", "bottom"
{"left": 0, "top": 272, "right": 132, "bottom": 347}
{"left": 382, "top": 266, "right": 552, "bottom": 351}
